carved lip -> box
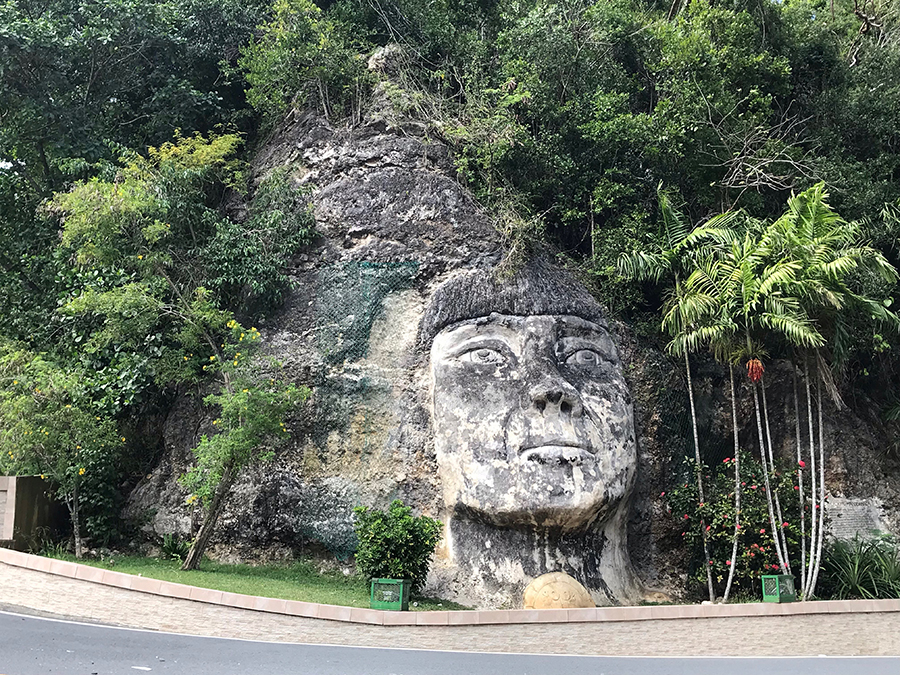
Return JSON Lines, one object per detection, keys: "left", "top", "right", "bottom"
{"left": 520, "top": 444, "right": 594, "bottom": 465}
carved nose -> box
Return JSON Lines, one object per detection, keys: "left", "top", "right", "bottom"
{"left": 531, "top": 383, "right": 582, "bottom": 417}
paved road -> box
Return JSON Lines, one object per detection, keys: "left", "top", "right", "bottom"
{"left": 2, "top": 609, "right": 899, "bottom": 675}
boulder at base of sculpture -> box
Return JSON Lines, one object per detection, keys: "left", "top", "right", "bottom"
{"left": 523, "top": 572, "right": 596, "bottom": 609}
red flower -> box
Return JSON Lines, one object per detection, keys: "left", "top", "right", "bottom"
{"left": 794, "top": 486, "right": 800, "bottom": 490}
{"left": 771, "top": 564, "right": 779, "bottom": 570}
{"left": 709, "top": 560, "right": 714, "bottom": 565}
{"left": 798, "top": 460, "right": 806, "bottom": 468}
{"left": 750, "top": 485, "right": 757, "bottom": 490}
{"left": 750, "top": 553, "right": 755, "bottom": 558}
{"left": 782, "top": 522, "right": 789, "bottom": 528}
{"left": 684, "top": 514, "right": 689, "bottom": 519}
{"left": 747, "top": 358, "right": 764, "bottom": 382}
{"left": 741, "top": 481, "right": 746, "bottom": 486}
{"left": 723, "top": 458, "right": 731, "bottom": 464}
{"left": 706, "top": 525, "right": 711, "bottom": 532}
{"left": 699, "top": 502, "right": 704, "bottom": 507}
{"left": 660, "top": 491, "right": 665, "bottom": 497}
{"left": 736, "top": 524, "right": 741, "bottom": 529}
{"left": 760, "top": 529, "right": 766, "bottom": 534}
{"left": 726, "top": 560, "right": 732, "bottom": 566}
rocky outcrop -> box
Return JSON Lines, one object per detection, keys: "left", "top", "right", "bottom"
{"left": 126, "top": 74, "right": 900, "bottom": 607}
{"left": 126, "top": 105, "right": 503, "bottom": 568}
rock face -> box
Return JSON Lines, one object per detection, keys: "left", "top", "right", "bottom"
{"left": 127, "top": 106, "right": 501, "bottom": 565}
{"left": 125, "top": 102, "right": 646, "bottom": 607}
{"left": 126, "top": 74, "right": 900, "bottom": 607}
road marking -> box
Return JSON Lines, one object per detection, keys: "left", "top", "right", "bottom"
{"left": 131, "top": 667, "right": 152, "bottom": 671}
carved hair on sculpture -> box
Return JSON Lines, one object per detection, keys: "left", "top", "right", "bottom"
{"left": 421, "top": 257, "right": 637, "bottom": 532}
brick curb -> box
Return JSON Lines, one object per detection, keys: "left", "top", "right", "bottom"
{"left": 3, "top": 546, "right": 899, "bottom": 626}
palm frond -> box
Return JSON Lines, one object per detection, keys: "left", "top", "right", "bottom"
{"left": 617, "top": 250, "right": 671, "bottom": 282}
{"left": 759, "top": 311, "right": 825, "bottom": 348}
{"left": 657, "top": 186, "right": 690, "bottom": 249}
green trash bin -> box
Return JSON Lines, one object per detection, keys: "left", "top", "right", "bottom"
{"left": 761, "top": 574, "right": 796, "bottom": 603}
{"left": 370, "top": 578, "right": 410, "bottom": 611}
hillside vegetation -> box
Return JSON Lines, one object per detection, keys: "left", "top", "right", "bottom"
{"left": 2, "top": 0, "right": 900, "bottom": 583}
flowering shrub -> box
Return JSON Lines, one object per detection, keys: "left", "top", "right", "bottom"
{"left": 665, "top": 451, "right": 810, "bottom": 598}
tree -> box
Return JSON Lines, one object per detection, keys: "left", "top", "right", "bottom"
{"left": 179, "top": 323, "right": 306, "bottom": 570}
{"left": 619, "top": 185, "right": 739, "bottom": 601}
{"left": 239, "top": 0, "right": 367, "bottom": 123}
{"left": 0, "top": 342, "right": 123, "bottom": 557}
{"left": 47, "top": 131, "right": 314, "bottom": 567}
{"left": 672, "top": 220, "right": 825, "bottom": 577}
{"left": 672, "top": 184, "right": 900, "bottom": 597}
{"left": 768, "top": 184, "right": 899, "bottom": 597}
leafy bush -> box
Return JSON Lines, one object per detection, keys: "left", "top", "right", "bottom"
{"left": 238, "top": 0, "right": 368, "bottom": 122}
{"left": 204, "top": 167, "right": 315, "bottom": 315}
{"left": 160, "top": 533, "right": 192, "bottom": 562}
{"left": 353, "top": 500, "right": 442, "bottom": 594}
{"left": 666, "top": 451, "right": 805, "bottom": 598}
{"left": 818, "top": 534, "right": 900, "bottom": 600}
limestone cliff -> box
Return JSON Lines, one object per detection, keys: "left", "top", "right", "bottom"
{"left": 125, "top": 91, "right": 900, "bottom": 607}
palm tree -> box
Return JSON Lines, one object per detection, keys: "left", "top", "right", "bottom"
{"left": 618, "top": 185, "right": 738, "bottom": 602}
{"left": 768, "top": 184, "right": 899, "bottom": 597}
{"left": 669, "top": 222, "right": 826, "bottom": 576}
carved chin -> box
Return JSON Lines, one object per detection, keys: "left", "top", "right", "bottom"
{"left": 451, "top": 459, "right": 631, "bottom": 532}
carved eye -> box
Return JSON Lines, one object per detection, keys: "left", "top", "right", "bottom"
{"left": 565, "top": 349, "right": 602, "bottom": 367}
{"left": 460, "top": 347, "right": 506, "bottom": 365}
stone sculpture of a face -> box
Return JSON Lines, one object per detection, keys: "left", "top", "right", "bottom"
{"left": 427, "top": 272, "right": 636, "bottom": 532}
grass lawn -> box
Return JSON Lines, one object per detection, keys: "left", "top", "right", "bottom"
{"left": 51, "top": 554, "right": 469, "bottom": 611}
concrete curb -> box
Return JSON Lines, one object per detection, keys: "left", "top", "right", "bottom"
{"left": 3, "top": 546, "right": 900, "bottom": 626}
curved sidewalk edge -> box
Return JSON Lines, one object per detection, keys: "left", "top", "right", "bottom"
{"left": 3, "top": 546, "right": 900, "bottom": 627}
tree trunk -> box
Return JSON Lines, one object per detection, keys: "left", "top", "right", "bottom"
{"left": 792, "top": 366, "right": 807, "bottom": 597}
{"left": 804, "top": 357, "right": 818, "bottom": 594}
{"left": 750, "top": 380, "right": 789, "bottom": 574}
{"left": 684, "top": 351, "right": 715, "bottom": 602}
{"left": 181, "top": 464, "right": 236, "bottom": 571}
{"left": 72, "top": 481, "right": 83, "bottom": 560}
{"left": 760, "top": 378, "right": 790, "bottom": 574}
{"left": 809, "top": 361, "right": 828, "bottom": 597}
{"left": 722, "top": 364, "right": 741, "bottom": 603}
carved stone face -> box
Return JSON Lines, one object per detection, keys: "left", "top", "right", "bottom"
{"left": 430, "top": 314, "right": 636, "bottom": 531}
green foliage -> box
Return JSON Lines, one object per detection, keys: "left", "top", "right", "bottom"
{"left": 239, "top": 0, "right": 368, "bottom": 122}
{"left": 665, "top": 452, "right": 805, "bottom": 598}
{"left": 179, "top": 357, "right": 307, "bottom": 507}
{"left": 0, "top": 340, "right": 124, "bottom": 545}
{"left": 50, "top": 132, "right": 311, "bottom": 389}
{"left": 34, "top": 131, "right": 313, "bottom": 552}
{"left": 819, "top": 534, "right": 900, "bottom": 600}
{"left": 50, "top": 133, "right": 244, "bottom": 397}
{"left": 353, "top": 500, "right": 442, "bottom": 594}
{"left": 204, "top": 167, "right": 316, "bottom": 314}
{"left": 160, "top": 533, "right": 192, "bottom": 562}
{"left": 0, "top": 0, "right": 266, "bottom": 193}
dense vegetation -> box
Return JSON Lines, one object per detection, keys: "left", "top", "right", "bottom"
{"left": 2, "top": 0, "right": 900, "bottom": 596}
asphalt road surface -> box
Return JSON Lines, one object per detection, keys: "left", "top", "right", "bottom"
{"left": 1, "top": 609, "right": 899, "bottom": 675}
